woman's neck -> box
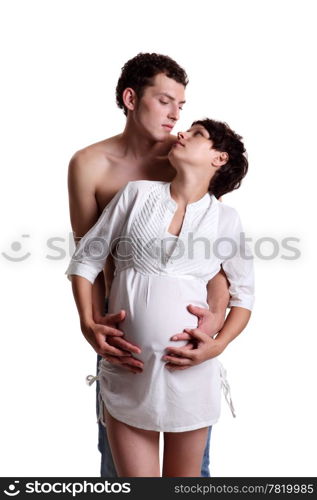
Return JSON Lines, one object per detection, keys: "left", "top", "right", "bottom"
{"left": 170, "top": 171, "right": 210, "bottom": 207}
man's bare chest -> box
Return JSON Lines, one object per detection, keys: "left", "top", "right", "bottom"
{"left": 95, "top": 158, "right": 175, "bottom": 211}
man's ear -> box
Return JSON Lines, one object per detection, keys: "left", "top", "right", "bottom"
{"left": 212, "top": 152, "right": 229, "bottom": 168}
{"left": 122, "top": 88, "right": 137, "bottom": 112}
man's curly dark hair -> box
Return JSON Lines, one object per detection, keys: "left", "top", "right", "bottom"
{"left": 116, "top": 53, "right": 188, "bottom": 115}
{"left": 192, "top": 119, "right": 249, "bottom": 199}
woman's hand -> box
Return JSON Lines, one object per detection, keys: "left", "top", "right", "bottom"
{"left": 163, "top": 328, "right": 227, "bottom": 371}
{"left": 171, "top": 304, "right": 225, "bottom": 342}
{"left": 164, "top": 307, "right": 251, "bottom": 371}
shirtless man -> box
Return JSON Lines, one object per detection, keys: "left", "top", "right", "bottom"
{"left": 68, "top": 53, "right": 230, "bottom": 477}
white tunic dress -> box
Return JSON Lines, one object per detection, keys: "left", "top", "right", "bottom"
{"left": 66, "top": 180, "right": 254, "bottom": 432}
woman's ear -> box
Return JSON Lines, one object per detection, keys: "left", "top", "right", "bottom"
{"left": 122, "top": 88, "right": 137, "bottom": 112}
{"left": 212, "top": 152, "right": 229, "bottom": 168}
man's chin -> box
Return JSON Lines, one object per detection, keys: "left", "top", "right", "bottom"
{"left": 154, "top": 130, "right": 176, "bottom": 143}
{"left": 152, "top": 133, "right": 170, "bottom": 143}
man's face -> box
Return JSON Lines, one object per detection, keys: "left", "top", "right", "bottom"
{"left": 133, "top": 73, "right": 186, "bottom": 141}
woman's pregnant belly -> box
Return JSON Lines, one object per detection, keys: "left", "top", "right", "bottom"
{"left": 101, "top": 268, "right": 222, "bottom": 431}
{"left": 108, "top": 268, "right": 209, "bottom": 362}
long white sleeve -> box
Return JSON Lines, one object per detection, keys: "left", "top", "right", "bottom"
{"left": 65, "top": 182, "right": 135, "bottom": 284}
{"left": 219, "top": 207, "right": 255, "bottom": 311}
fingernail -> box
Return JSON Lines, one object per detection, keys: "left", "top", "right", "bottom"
{"left": 172, "top": 336, "right": 178, "bottom": 340}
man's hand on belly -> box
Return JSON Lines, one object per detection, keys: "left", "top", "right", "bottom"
{"left": 163, "top": 328, "right": 226, "bottom": 371}
{"left": 105, "top": 341, "right": 144, "bottom": 374}
{"left": 97, "top": 310, "right": 144, "bottom": 374}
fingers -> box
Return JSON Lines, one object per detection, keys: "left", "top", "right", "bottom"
{"left": 99, "top": 343, "right": 130, "bottom": 357}
{"left": 163, "top": 347, "right": 195, "bottom": 360}
{"left": 98, "top": 325, "right": 124, "bottom": 337}
{"left": 187, "top": 304, "right": 209, "bottom": 318}
{"left": 107, "top": 336, "right": 141, "bottom": 354}
{"left": 96, "top": 310, "right": 126, "bottom": 327}
{"left": 104, "top": 356, "right": 140, "bottom": 374}
{"left": 162, "top": 355, "right": 192, "bottom": 366}
{"left": 103, "top": 354, "right": 124, "bottom": 365}
{"left": 104, "top": 310, "right": 126, "bottom": 323}
{"left": 103, "top": 354, "right": 144, "bottom": 374}
{"left": 170, "top": 332, "right": 191, "bottom": 341}
{"left": 121, "top": 357, "right": 144, "bottom": 373}
{"left": 183, "top": 328, "right": 209, "bottom": 342}
{"left": 165, "top": 363, "right": 190, "bottom": 371}
{"left": 181, "top": 342, "right": 195, "bottom": 351}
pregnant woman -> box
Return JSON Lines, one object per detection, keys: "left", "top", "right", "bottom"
{"left": 66, "top": 118, "right": 254, "bottom": 477}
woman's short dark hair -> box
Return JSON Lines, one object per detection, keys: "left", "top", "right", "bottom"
{"left": 192, "top": 119, "right": 248, "bottom": 199}
{"left": 116, "top": 53, "right": 188, "bottom": 115}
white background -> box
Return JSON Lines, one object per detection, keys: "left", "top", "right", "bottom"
{"left": 0, "top": 0, "right": 316, "bottom": 477}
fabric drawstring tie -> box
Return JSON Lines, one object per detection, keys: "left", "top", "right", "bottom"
{"left": 86, "top": 374, "right": 106, "bottom": 426}
{"left": 86, "top": 360, "right": 236, "bottom": 420}
{"left": 219, "top": 363, "right": 236, "bottom": 418}
{"left": 86, "top": 375, "right": 99, "bottom": 386}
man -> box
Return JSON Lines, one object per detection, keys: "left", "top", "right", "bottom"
{"left": 68, "top": 53, "right": 230, "bottom": 477}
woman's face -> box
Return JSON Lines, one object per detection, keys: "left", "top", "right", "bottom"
{"left": 169, "top": 124, "right": 222, "bottom": 170}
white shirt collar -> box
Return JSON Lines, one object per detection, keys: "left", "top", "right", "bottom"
{"left": 163, "top": 182, "right": 216, "bottom": 211}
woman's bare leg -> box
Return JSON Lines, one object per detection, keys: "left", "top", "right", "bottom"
{"left": 104, "top": 407, "right": 160, "bottom": 477}
{"left": 162, "top": 427, "right": 209, "bottom": 477}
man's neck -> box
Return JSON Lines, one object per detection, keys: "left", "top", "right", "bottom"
{"left": 118, "top": 121, "right": 173, "bottom": 161}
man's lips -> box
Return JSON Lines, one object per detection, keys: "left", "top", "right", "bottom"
{"left": 162, "top": 124, "right": 174, "bottom": 130}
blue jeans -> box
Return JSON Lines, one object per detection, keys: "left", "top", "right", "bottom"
{"left": 96, "top": 300, "right": 212, "bottom": 477}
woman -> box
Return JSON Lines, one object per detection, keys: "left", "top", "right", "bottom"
{"left": 66, "top": 118, "right": 254, "bottom": 476}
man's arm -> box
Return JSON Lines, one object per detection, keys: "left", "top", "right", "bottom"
{"left": 67, "top": 152, "right": 142, "bottom": 367}
{"left": 68, "top": 151, "right": 109, "bottom": 321}
{"left": 70, "top": 275, "right": 136, "bottom": 358}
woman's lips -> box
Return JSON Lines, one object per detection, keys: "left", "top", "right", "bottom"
{"left": 172, "top": 141, "right": 185, "bottom": 149}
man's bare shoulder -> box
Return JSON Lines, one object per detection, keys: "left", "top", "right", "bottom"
{"left": 69, "top": 135, "right": 121, "bottom": 175}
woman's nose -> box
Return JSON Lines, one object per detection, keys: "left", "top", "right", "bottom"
{"left": 178, "top": 131, "right": 185, "bottom": 140}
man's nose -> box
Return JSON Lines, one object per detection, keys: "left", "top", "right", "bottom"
{"left": 168, "top": 104, "right": 180, "bottom": 122}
